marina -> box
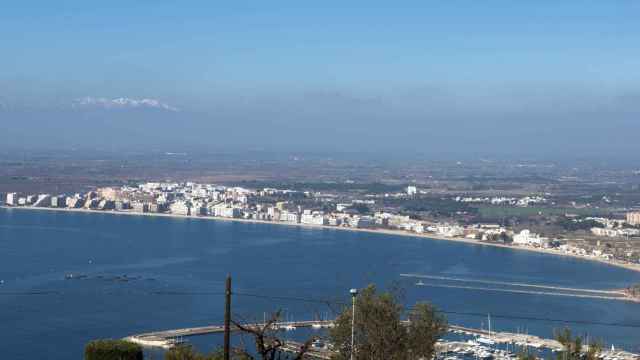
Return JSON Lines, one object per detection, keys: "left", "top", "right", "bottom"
{"left": 125, "top": 320, "right": 640, "bottom": 359}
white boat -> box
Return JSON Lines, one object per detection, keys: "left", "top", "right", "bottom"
{"left": 311, "top": 339, "right": 325, "bottom": 349}
{"left": 477, "top": 313, "right": 496, "bottom": 345}
{"left": 478, "top": 337, "right": 495, "bottom": 346}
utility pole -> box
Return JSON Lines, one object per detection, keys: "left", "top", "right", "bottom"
{"left": 224, "top": 275, "right": 232, "bottom": 360}
{"left": 350, "top": 288, "right": 358, "bottom": 360}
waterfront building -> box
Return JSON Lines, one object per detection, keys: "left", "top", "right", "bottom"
{"left": 66, "top": 197, "right": 83, "bottom": 208}
{"left": 406, "top": 186, "right": 417, "bottom": 196}
{"left": 97, "top": 199, "right": 115, "bottom": 210}
{"left": 435, "top": 224, "right": 465, "bottom": 237}
{"left": 196, "top": 206, "right": 208, "bottom": 216}
{"left": 267, "top": 207, "right": 281, "bottom": 220}
{"left": 513, "top": 229, "right": 547, "bottom": 246}
{"left": 381, "top": 213, "right": 411, "bottom": 228}
{"left": 33, "top": 194, "right": 51, "bottom": 207}
{"left": 148, "top": 203, "right": 166, "bottom": 213}
{"left": 170, "top": 201, "right": 191, "bottom": 216}
{"left": 86, "top": 191, "right": 98, "bottom": 200}
{"left": 279, "top": 210, "right": 300, "bottom": 223}
{"left": 254, "top": 212, "right": 269, "bottom": 221}
{"left": 83, "top": 198, "right": 99, "bottom": 209}
{"left": 132, "top": 202, "right": 149, "bottom": 213}
{"left": 6, "top": 192, "right": 19, "bottom": 206}
{"left": 220, "top": 206, "right": 241, "bottom": 218}
{"left": 301, "top": 210, "right": 328, "bottom": 225}
{"left": 349, "top": 216, "right": 374, "bottom": 228}
{"left": 98, "top": 187, "right": 122, "bottom": 201}
{"left": 50, "top": 196, "right": 66, "bottom": 208}
{"left": 114, "top": 200, "right": 130, "bottom": 211}
{"left": 211, "top": 203, "right": 241, "bottom": 218}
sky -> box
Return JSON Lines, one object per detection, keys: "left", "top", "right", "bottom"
{"left": 1, "top": 1, "right": 639, "bottom": 159}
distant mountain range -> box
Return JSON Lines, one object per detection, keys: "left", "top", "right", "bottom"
{"left": 72, "top": 97, "right": 179, "bottom": 112}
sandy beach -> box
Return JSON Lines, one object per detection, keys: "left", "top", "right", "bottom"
{"left": 4, "top": 205, "right": 640, "bottom": 275}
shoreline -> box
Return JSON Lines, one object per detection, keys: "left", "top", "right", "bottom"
{"left": 4, "top": 205, "right": 640, "bottom": 275}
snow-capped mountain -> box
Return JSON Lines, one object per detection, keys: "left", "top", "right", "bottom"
{"left": 73, "top": 97, "right": 179, "bottom": 112}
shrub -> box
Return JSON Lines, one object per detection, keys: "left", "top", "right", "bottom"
{"left": 84, "top": 339, "right": 143, "bottom": 360}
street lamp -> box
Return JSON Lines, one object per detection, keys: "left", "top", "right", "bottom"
{"left": 350, "top": 288, "right": 358, "bottom": 360}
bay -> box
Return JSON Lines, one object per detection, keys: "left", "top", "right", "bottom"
{"left": 1, "top": 207, "right": 639, "bottom": 359}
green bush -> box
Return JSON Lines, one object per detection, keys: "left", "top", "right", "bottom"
{"left": 85, "top": 339, "right": 143, "bottom": 360}
{"left": 164, "top": 345, "right": 252, "bottom": 360}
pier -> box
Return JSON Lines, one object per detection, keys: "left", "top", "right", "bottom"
{"left": 125, "top": 320, "right": 640, "bottom": 359}
{"left": 125, "top": 320, "right": 334, "bottom": 349}
{"left": 125, "top": 320, "right": 561, "bottom": 350}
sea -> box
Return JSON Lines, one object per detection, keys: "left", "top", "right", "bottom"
{"left": 1, "top": 207, "right": 640, "bottom": 359}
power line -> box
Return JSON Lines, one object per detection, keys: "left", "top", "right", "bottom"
{"left": 231, "top": 292, "right": 640, "bottom": 329}
{"left": 2, "top": 289, "right": 640, "bottom": 329}
{"left": 234, "top": 291, "right": 344, "bottom": 306}
{"left": 0, "top": 290, "right": 61, "bottom": 295}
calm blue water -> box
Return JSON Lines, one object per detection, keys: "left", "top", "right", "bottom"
{"left": 1, "top": 207, "right": 640, "bottom": 359}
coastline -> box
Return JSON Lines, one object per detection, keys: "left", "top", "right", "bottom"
{"left": 4, "top": 205, "right": 640, "bottom": 275}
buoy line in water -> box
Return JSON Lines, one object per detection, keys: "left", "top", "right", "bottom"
{"left": 400, "top": 273, "right": 625, "bottom": 296}
{"left": 413, "top": 282, "right": 633, "bottom": 301}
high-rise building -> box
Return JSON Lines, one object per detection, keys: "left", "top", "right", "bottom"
{"left": 51, "top": 196, "right": 66, "bottom": 208}
{"left": 33, "top": 194, "right": 51, "bottom": 207}
{"left": 6, "top": 192, "right": 19, "bottom": 206}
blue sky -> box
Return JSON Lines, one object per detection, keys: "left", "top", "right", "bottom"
{"left": 1, "top": 1, "right": 639, "bottom": 157}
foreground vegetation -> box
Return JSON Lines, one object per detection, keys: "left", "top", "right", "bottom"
{"left": 84, "top": 339, "right": 143, "bottom": 360}
{"left": 329, "top": 285, "right": 447, "bottom": 360}
{"left": 85, "top": 285, "right": 604, "bottom": 360}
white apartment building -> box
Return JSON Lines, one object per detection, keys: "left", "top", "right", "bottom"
{"left": 279, "top": 211, "right": 300, "bottom": 223}
{"left": 436, "top": 224, "right": 464, "bottom": 237}
{"left": 6, "top": 192, "right": 18, "bottom": 206}
{"left": 170, "top": 201, "right": 191, "bottom": 216}
{"left": 513, "top": 229, "right": 546, "bottom": 246}
{"left": 301, "top": 210, "right": 328, "bottom": 225}
{"left": 211, "top": 203, "right": 241, "bottom": 218}
{"left": 349, "top": 216, "right": 375, "bottom": 228}
{"left": 33, "top": 194, "right": 51, "bottom": 207}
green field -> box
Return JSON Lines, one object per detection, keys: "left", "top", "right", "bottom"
{"left": 476, "top": 205, "right": 612, "bottom": 219}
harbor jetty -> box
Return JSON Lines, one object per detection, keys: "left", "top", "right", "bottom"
{"left": 125, "top": 320, "right": 334, "bottom": 349}
{"left": 125, "top": 320, "right": 640, "bottom": 359}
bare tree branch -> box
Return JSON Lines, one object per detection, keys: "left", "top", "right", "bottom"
{"left": 231, "top": 310, "right": 317, "bottom": 360}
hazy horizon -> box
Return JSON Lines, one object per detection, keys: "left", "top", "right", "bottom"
{"left": 2, "top": 2, "right": 639, "bottom": 159}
